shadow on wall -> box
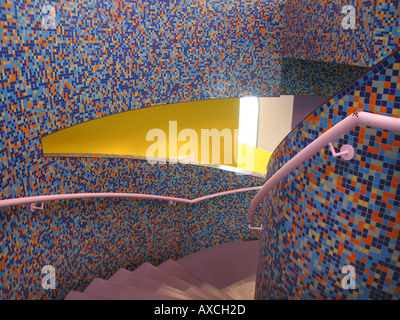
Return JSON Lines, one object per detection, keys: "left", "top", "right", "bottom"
{"left": 291, "top": 95, "right": 331, "bottom": 130}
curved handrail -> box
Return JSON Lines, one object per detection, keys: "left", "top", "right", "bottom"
{"left": 0, "top": 186, "right": 262, "bottom": 210}
{"left": 247, "top": 111, "right": 400, "bottom": 238}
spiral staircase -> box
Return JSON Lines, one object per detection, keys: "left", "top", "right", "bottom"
{"left": 65, "top": 239, "right": 260, "bottom": 300}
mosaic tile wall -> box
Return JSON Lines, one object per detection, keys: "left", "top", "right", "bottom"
{"left": 370, "top": 0, "right": 400, "bottom": 65}
{"left": 0, "top": 0, "right": 284, "bottom": 199}
{"left": 283, "top": 0, "right": 400, "bottom": 67}
{"left": 0, "top": 157, "right": 263, "bottom": 299}
{"left": 283, "top": 0, "right": 376, "bottom": 66}
{"left": 1, "top": 0, "right": 398, "bottom": 300}
{"left": 0, "top": 0, "right": 276, "bottom": 299}
{"left": 281, "top": 58, "right": 369, "bottom": 96}
{"left": 255, "top": 49, "right": 400, "bottom": 299}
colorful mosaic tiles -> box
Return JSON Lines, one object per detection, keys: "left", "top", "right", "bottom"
{"left": 0, "top": 158, "right": 263, "bottom": 299}
{"left": 255, "top": 49, "right": 400, "bottom": 300}
{"left": 0, "top": 0, "right": 278, "bottom": 299}
{"left": 0, "top": 0, "right": 284, "bottom": 200}
{"left": 0, "top": 0, "right": 399, "bottom": 301}
{"left": 283, "top": 0, "right": 376, "bottom": 66}
{"left": 370, "top": 0, "right": 400, "bottom": 65}
{"left": 281, "top": 58, "right": 369, "bottom": 96}
{"left": 283, "top": 0, "right": 399, "bottom": 67}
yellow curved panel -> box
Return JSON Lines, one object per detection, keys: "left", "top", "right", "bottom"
{"left": 42, "top": 98, "right": 240, "bottom": 166}
{"left": 42, "top": 98, "right": 270, "bottom": 173}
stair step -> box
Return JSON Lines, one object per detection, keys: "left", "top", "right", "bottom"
{"left": 158, "top": 259, "right": 233, "bottom": 300}
{"left": 109, "top": 268, "right": 204, "bottom": 300}
{"left": 64, "top": 240, "right": 259, "bottom": 300}
{"left": 84, "top": 278, "right": 179, "bottom": 300}
{"left": 65, "top": 290, "right": 115, "bottom": 300}
{"left": 175, "top": 240, "right": 260, "bottom": 300}
{"left": 132, "top": 263, "right": 215, "bottom": 300}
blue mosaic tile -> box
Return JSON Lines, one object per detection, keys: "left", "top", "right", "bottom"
{"left": 256, "top": 49, "right": 400, "bottom": 300}
{"left": 283, "top": 0, "right": 399, "bottom": 67}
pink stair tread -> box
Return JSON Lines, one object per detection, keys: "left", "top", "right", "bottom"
{"left": 64, "top": 240, "right": 260, "bottom": 300}
{"left": 158, "top": 259, "right": 233, "bottom": 300}
{"left": 132, "top": 262, "right": 214, "bottom": 299}
{"left": 65, "top": 291, "right": 115, "bottom": 300}
{"left": 109, "top": 268, "right": 208, "bottom": 300}
{"left": 175, "top": 240, "right": 260, "bottom": 299}
{"left": 84, "top": 278, "right": 179, "bottom": 300}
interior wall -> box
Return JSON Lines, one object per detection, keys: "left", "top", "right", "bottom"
{"left": 283, "top": 0, "right": 376, "bottom": 66}
{"left": 283, "top": 0, "right": 399, "bottom": 67}
{"left": 0, "top": 0, "right": 284, "bottom": 299}
{"left": 237, "top": 142, "right": 272, "bottom": 175}
{"left": 370, "top": 0, "right": 400, "bottom": 65}
{"left": 255, "top": 49, "right": 400, "bottom": 300}
{"left": 0, "top": 0, "right": 285, "bottom": 200}
{"left": 257, "top": 96, "right": 294, "bottom": 154}
{"left": 0, "top": 158, "right": 264, "bottom": 299}
{"left": 291, "top": 95, "right": 330, "bottom": 130}
{"left": 256, "top": 95, "right": 332, "bottom": 157}
{"left": 280, "top": 58, "right": 368, "bottom": 97}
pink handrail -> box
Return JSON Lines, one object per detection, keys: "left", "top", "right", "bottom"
{"left": 247, "top": 111, "right": 400, "bottom": 238}
{"left": 0, "top": 186, "right": 262, "bottom": 210}
{"left": 2, "top": 112, "right": 398, "bottom": 238}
